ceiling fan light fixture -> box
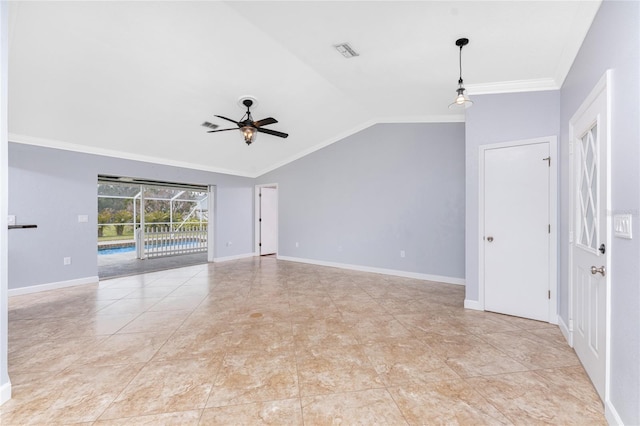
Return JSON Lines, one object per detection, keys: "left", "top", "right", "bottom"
{"left": 448, "top": 37, "right": 473, "bottom": 110}
{"left": 241, "top": 125, "right": 257, "bottom": 145}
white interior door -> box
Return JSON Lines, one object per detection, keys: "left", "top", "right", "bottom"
{"left": 484, "top": 142, "right": 550, "bottom": 321}
{"left": 259, "top": 187, "right": 277, "bottom": 255}
{"left": 570, "top": 74, "right": 609, "bottom": 402}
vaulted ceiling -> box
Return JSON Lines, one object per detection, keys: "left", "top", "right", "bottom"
{"left": 8, "top": 1, "right": 601, "bottom": 177}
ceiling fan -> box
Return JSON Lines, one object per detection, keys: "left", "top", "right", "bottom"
{"left": 204, "top": 99, "right": 288, "bottom": 145}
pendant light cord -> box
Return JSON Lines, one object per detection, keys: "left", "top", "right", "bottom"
{"left": 458, "top": 45, "right": 463, "bottom": 85}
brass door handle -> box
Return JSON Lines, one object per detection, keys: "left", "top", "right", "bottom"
{"left": 591, "top": 266, "right": 606, "bottom": 277}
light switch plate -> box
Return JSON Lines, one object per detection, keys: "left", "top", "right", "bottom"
{"left": 8, "top": 215, "right": 15, "bottom": 226}
{"left": 614, "top": 214, "right": 632, "bottom": 239}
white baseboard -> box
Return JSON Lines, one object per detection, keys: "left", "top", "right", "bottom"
{"left": 213, "top": 252, "right": 256, "bottom": 263}
{"left": 8, "top": 276, "right": 98, "bottom": 297}
{"left": 0, "top": 380, "right": 11, "bottom": 406}
{"left": 464, "top": 299, "right": 483, "bottom": 311}
{"left": 605, "top": 399, "right": 624, "bottom": 426}
{"left": 558, "top": 315, "right": 573, "bottom": 346}
{"left": 277, "top": 255, "right": 465, "bottom": 286}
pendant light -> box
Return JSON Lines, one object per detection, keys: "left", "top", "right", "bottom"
{"left": 449, "top": 37, "right": 473, "bottom": 109}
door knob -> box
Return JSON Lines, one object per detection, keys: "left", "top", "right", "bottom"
{"left": 486, "top": 236, "right": 494, "bottom": 242}
{"left": 591, "top": 265, "right": 606, "bottom": 277}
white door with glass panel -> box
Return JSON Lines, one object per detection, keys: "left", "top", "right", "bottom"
{"left": 570, "top": 72, "right": 609, "bottom": 402}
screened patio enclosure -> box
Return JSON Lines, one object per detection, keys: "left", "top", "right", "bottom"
{"left": 98, "top": 177, "right": 211, "bottom": 259}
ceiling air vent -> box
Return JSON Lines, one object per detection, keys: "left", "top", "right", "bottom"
{"left": 334, "top": 43, "right": 359, "bottom": 58}
{"left": 201, "top": 121, "right": 219, "bottom": 130}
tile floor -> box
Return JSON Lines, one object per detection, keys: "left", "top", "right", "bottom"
{"left": 2, "top": 257, "right": 606, "bottom": 425}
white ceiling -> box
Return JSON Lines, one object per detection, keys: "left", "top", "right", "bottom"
{"left": 8, "top": 1, "right": 601, "bottom": 178}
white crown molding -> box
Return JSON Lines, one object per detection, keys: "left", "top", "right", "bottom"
{"left": 12, "top": 113, "right": 466, "bottom": 180}
{"left": 8, "top": 133, "right": 253, "bottom": 178}
{"left": 254, "top": 114, "right": 464, "bottom": 177}
{"left": 376, "top": 114, "right": 465, "bottom": 124}
{"left": 466, "top": 78, "right": 560, "bottom": 95}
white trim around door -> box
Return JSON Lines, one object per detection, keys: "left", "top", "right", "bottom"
{"left": 478, "top": 136, "right": 558, "bottom": 323}
{"left": 568, "top": 70, "right": 611, "bottom": 406}
{"left": 254, "top": 183, "right": 278, "bottom": 256}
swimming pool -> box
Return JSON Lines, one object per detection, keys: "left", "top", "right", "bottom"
{"left": 98, "top": 246, "right": 135, "bottom": 255}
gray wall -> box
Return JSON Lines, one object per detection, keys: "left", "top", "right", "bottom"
{"left": 559, "top": 0, "right": 640, "bottom": 422}
{"left": 258, "top": 122, "right": 465, "bottom": 280}
{"left": 8, "top": 143, "right": 255, "bottom": 290}
{"left": 464, "top": 90, "right": 560, "bottom": 301}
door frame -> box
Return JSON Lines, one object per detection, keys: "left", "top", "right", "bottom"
{"left": 207, "top": 185, "right": 215, "bottom": 262}
{"left": 254, "top": 183, "right": 278, "bottom": 256}
{"left": 478, "top": 136, "right": 558, "bottom": 323}
{"left": 567, "top": 70, "right": 611, "bottom": 402}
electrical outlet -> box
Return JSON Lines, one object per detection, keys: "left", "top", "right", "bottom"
{"left": 63, "top": 257, "right": 72, "bottom": 265}
{"left": 295, "top": 242, "right": 299, "bottom": 248}
{"left": 400, "top": 250, "right": 406, "bottom": 258}
{"left": 8, "top": 215, "right": 15, "bottom": 226}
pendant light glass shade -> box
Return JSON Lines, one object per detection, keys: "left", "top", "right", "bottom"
{"left": 449, "top": 83, "right": 473, "bottom": 109}
{"left": 449, "top": 38, "right": 473, "bottom": 110}
{"left": 241, "top": 126, "right": 257, "bottom": 145}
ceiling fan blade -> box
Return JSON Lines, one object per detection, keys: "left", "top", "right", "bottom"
{"left": 253, "top": 117, "right": 278, "bottom": 127}
{"left": 207, "top": 128, "right": 238, "bottom": 133}
{"left": 257, "top": 127, "right": 289, "bottom": 138}
{"left": 214, "top": 115, "right": 240, "bottom": 126}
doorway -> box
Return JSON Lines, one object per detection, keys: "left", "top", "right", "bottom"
{"left": 479, "top": 137, "right": 558, "bottom": 322}
{"left": 255, "top": 184, "right": 278, "bottom": 256}
{"left": 97, "top": 176, "right": 213, "bottom": 279}
{"left": 568, "top": 71, "right": 611, "bottom": 403}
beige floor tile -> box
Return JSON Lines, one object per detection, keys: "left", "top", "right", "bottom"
{"left": 201, "top": 399, "right": 302, "bottom": 425}
{"left": 116, "top": 309, "right": 192, "bottom": 334}
{"left": 206, "top": 348, "right": 299, "bottom": 407}
{"left": 99, "top": 358, "right": 220, "bottom": 419}
{"left": 478, "top": 331, "right": 581, "bottom": 369}
{"left": 363, "top": 340, "right": 460, "bottom": 386}
{"left": 5, "top": 258, "right": 605, "bottom": 424}
{"left": 80, "top": 331, "right": 172, "bottom": 366}
{"left": 348, "top": 316, "right": 416, "bottom": 344}
{"left": 293, "top": 318, "right": 361, "bottom": 348}
{"left": 532, "top": 366, "right": 605, "bottom": 407}
{"left": 67, "top": 313, "right": 140, "bottom": 337}
{"left": 152, "top": 324, "right": 232, "bottom": 362}
{"left": 44, "top": 363, "right": 146, "bottom": 423}
{"left": 95, "top": 297, "right": 163, "bottom": 315}
{"left": 396, "top": 312, "right": 470, "bottom": 336}
{"left": 228, "top": 321, "right": 294, "bottom": 353}
{"left": 9, "top": 336, "right": 107, "bottom": 374}
{"left": 301, "top": 389, "right": 408, "bottom": 425}
{"left": 123, "top": 286, "right": 181, "bottom": 299}
{"left": 420, "top": 334, "right": 529, "bottom": 377}
{"left": 388, "top": 380, "right": 512, "bottom": 425}
{"left": 467, "top": 371, "right": 607, "bottom": 424}
{"left": 296, "top": 344, "right": 384, "bottom": 397}
{"left": 94, "top": 410, "right": 202, "bottom": 425}
{"left": 146, "top": 294, "right": 207, "bottom": 312}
